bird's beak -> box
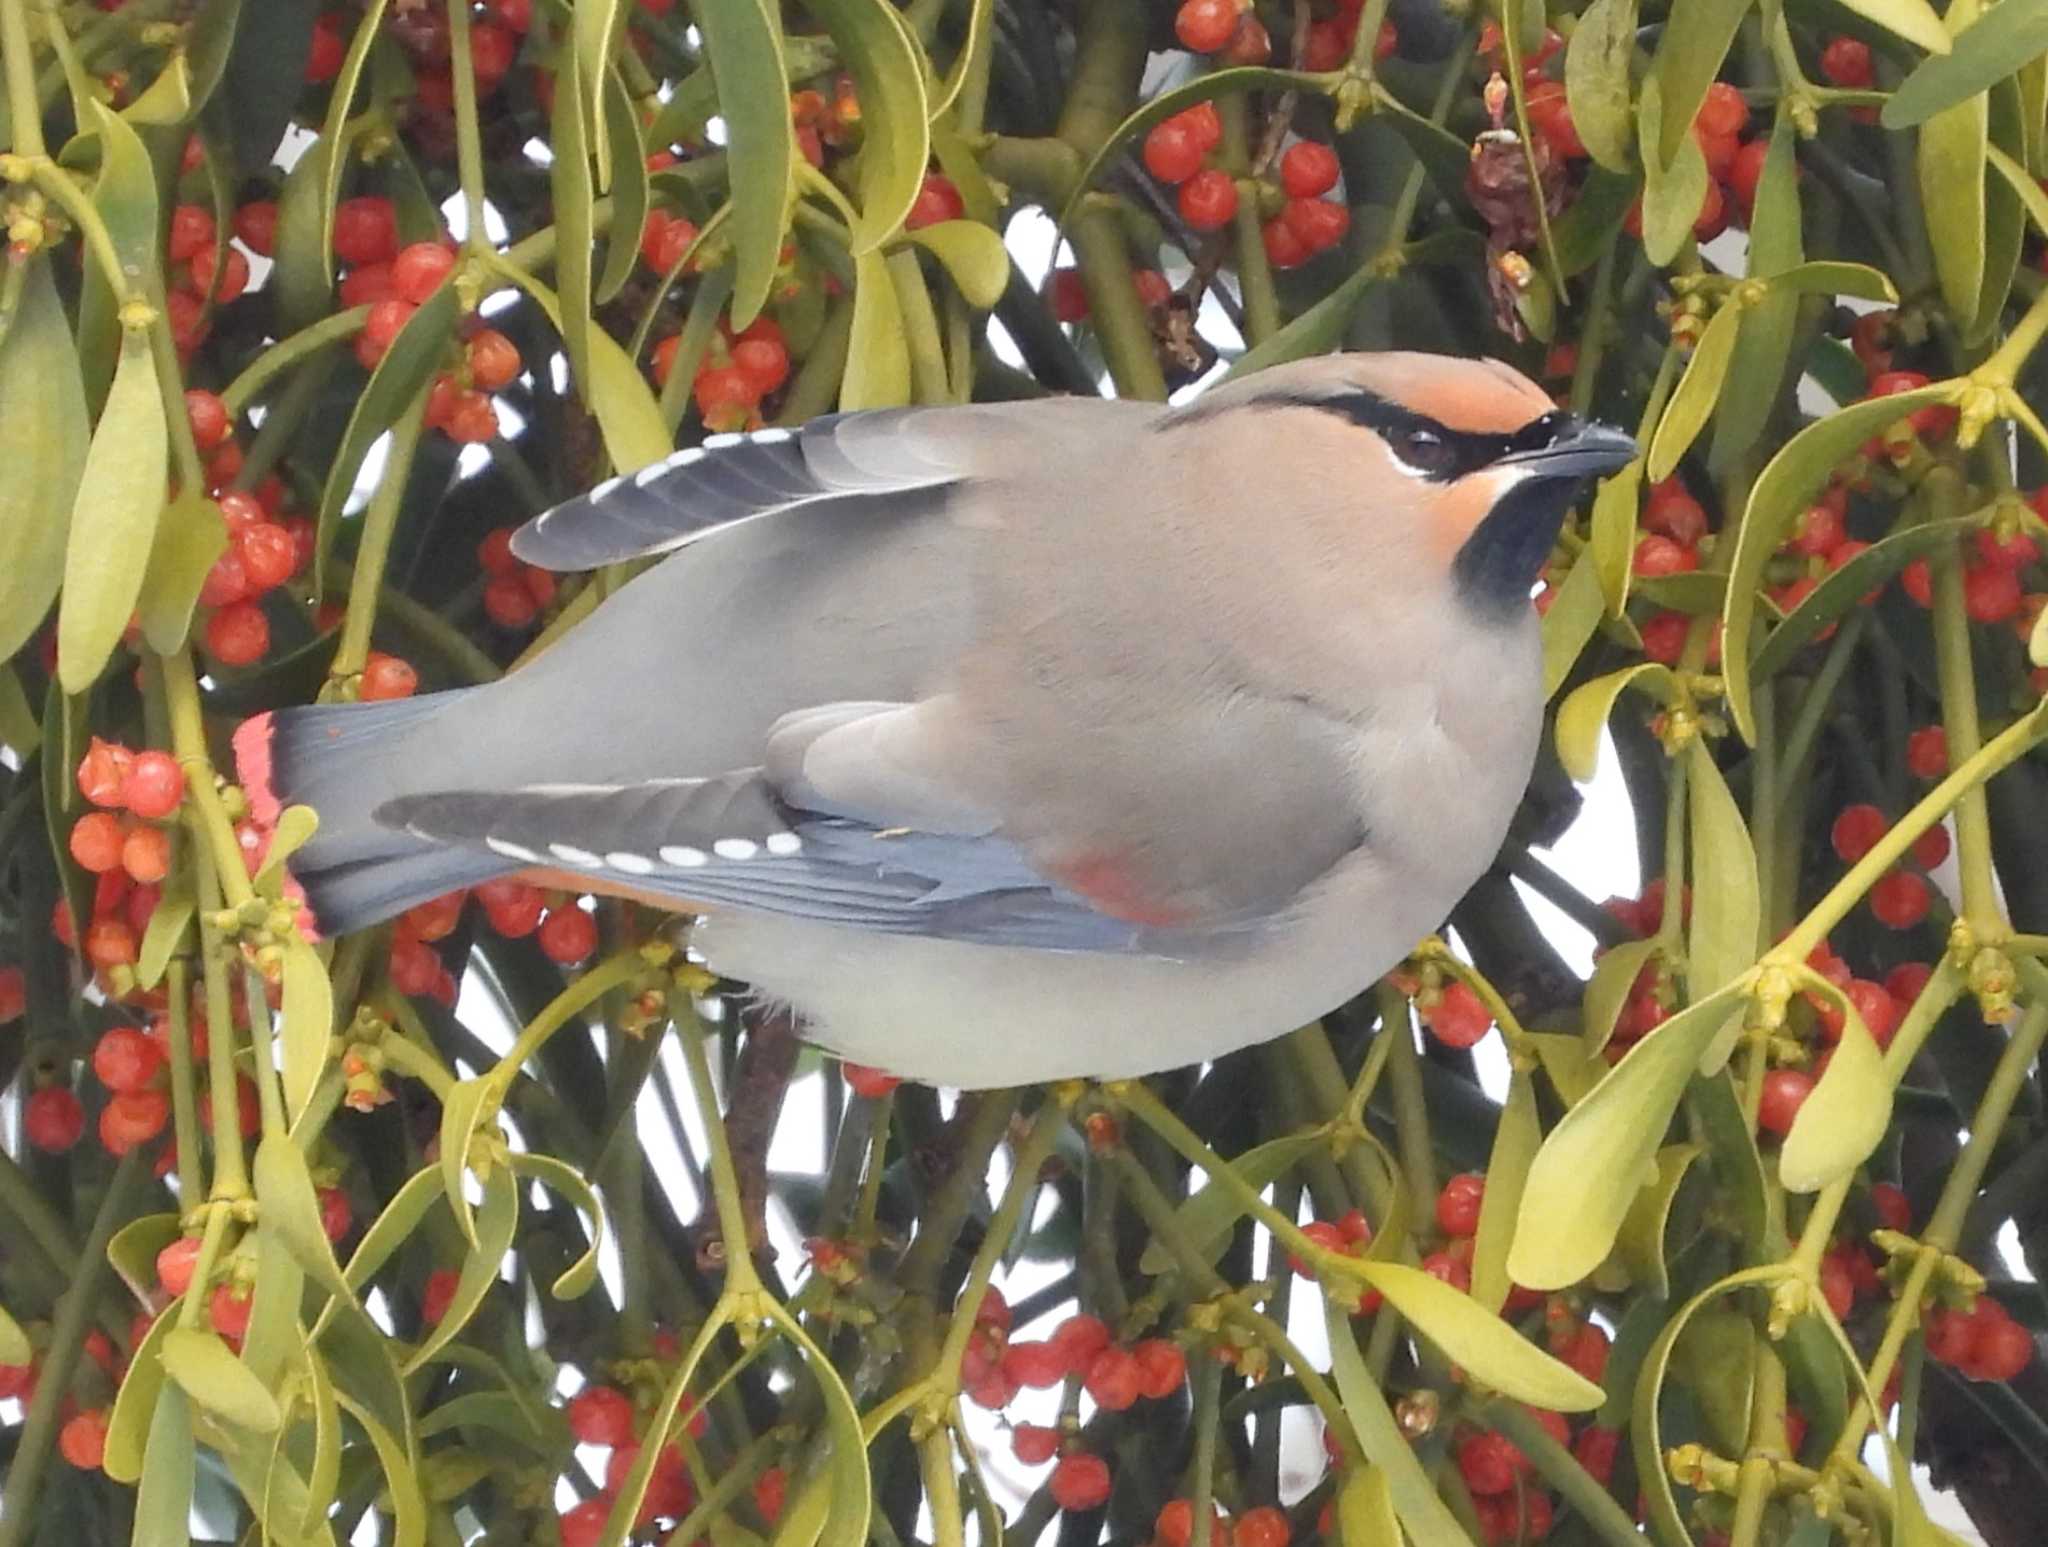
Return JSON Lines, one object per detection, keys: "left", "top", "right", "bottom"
{"left": 1499, "top": 418, "right": 1638, "bottom": 479}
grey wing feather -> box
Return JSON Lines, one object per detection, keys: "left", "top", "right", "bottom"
{"left": 509, "top": 411, "right": 969, "bottom": 572}
{"left": 375, "top": 774, "right": 1214, "bottom": 955}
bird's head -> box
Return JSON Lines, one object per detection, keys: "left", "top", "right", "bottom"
{"left": 1181, "top": 352, "right": 1637, "bottom": 619}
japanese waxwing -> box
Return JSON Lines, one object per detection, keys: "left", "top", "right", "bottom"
{"left": 236, "top": 352, "right": 1634, "bottom": 1087}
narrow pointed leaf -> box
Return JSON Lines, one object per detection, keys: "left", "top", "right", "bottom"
{"left": 1614, "top": 1143, "right": 1701, "bottom": 1299}
{"left": 842, "top": 250, "right": 911, "bottom": 409}
{"left": 1348, "top": 1262, "right": 1603, "bottom": 1409}
{"left": 904, "top": 221, "right": 1011, "bottom": 308}
{"left": 597, "top": 68, "right": 651, "bottom": 304}
{"left": 1835, "top": 0, "right": 1952, "bottom": 53}
{"left": 1713, "top": 121, "right": 1803, "bottom": 469}
{"left": 1918, "top": 1, "right": 1991, "bottom": 332}
{"left": 491, "top": 261, "right": 673, "bottom": 472}
{"left": 1589, "top": 457, "right": 1644, "bottom": 618}
{"left": 1583, "top": 938, "right": 1662, "bottom": 1057}
{"left": 1885, "top": 0, "right": 2048, "bottom": 126}
{"left": 1470, "top": 1071, "right": 1541, "bottom": 1315}
{"left": 401, "top": 1165, "right": 517, "bottom": 1373}
{"left": 333, "top": 1390, "right": 427, "bottom": 1547}
{"left": 1541, "top": 555, "right": 1607, "bottom": 699}
{"left": 549, "top": 52, "right": 598, "bottom": 393}
{"left": 137, "top": 492, "right": 228, "bottom": 656}
{"left": 1555, "top": 664, "right": 1677, "bottom": 782}
{"left": 255, "top": 1133, "right": 352, "bottom": 1299}
{"left": 1646, "top": 302, "right": 1741, "bottom": 481}
{"left": 0, "top": 261, "right": 89, "bottom": 663}
{"left": 0, "top": 1304, "right": 28, "bottom": 1367}
{"left": 163, "top": 1327, "right": 283, "bottom": 1431}
{"left": 808, "top": 0, "right": 930, "bottom": 251}
{"left": 1650, "top": 0, "right": 1750, "bottom": 170}
{"left": 106, "top": 1303, "right": 175, "bottom": 1482}
{"left": 1563, "top": 0, "right": 1638, "bottom": 173}
{"left": 280, "top": 937, "right": 333, "bottom": 1128}
{"left": 505, "top": 1151, "right": 606, "bottom": 1297}
{"left": 1324, "top": 1300, "right": 1473, "bottom": 1541}
{"left": 1138, "top": 1131, "right": 1324, "bottom": 1274}
{"left": 697, "top": 0, "right": 797, "bottom": 326}
{"left": 341, "top": 1164, "right": 444, "bottom": 1295}
{"left": 1751, "top": 517, "right": 1975, "bottom": 681}
{"left": 1685, "top": 740, "right": 1760, "bottom": 1005}
{"left": 132, "top": 1384, "right": 196, "bottom": 1547}
{"left": 1780, "top": 980, "right": 1891, "bottom": 1191}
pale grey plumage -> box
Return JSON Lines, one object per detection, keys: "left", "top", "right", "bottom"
{"left": 246, "top": 352, "right": 1633, "bottom": 1086}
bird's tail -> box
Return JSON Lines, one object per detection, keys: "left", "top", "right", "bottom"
{"left": 233, "top": 695, "right": 513, "bottom": 937}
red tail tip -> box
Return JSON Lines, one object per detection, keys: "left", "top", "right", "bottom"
{"left": 233, "top": 712, "right": 282, "bottom": 827}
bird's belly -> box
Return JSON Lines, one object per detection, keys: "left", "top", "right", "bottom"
{"left": 693, "top": 844, "right": 1459, "bottom": 1088}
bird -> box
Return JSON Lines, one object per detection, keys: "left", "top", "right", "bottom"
{"left": 235, "top": 351, "right": 1635, "bottom": 1088}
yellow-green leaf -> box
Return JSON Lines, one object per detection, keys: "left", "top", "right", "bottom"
{"left": 903, "top": 221, "right": 1011, "bottom": 309}
{"left": 1780, "top": 978, "right": 1892, "bottom": 1192}
{"left": 254, "top": 1133, "right": 351, "bottom": 1299}
{"left": 334, "top": 1389, "right": 427, "bottom": 1547}
{"left": 1723, "top": 381, "right": 1957, "bottom": 741}
{"left": 1647, "top": 302, "right": 1741, "bottom": 481}
{"left": 0, "top": 260, "right": 89, "bottom": 663}
{"left": 1614, "top": 1143, "right": 1701, "bottom": 1300}
{"left": 1713, "top": 120, "right": 1803, "bottom": 469}
{"left": 597, "top": 68, "right": 651, "bottom": 304}
{"left": 1919, "top": 0, "right": 1991, "bottom": 333}
{"left": 402, "top": 1165, "right": 517, "bottom": 1374}
{"left": 1638, "top": 76, "right": 1708, "bottom": 266}
{"left": 609, "top": 1305, "right": 734, "bottom": 1536}
{"left": 106, "top": 1302, "right": 175, "bottom": 1482}
{"left": 809, "top": 0, "right": 930, "bottom": 252}
{"left": 132, "top": 1384, "right": 195, "bottom": 1547}
{"left": 341, "top": 1164, "right": 443, "bottom": 1295}
{"left": 108, "top": 1213, "right": 182, "bottom": 1304}
{"left": 492, "top": 260, "right": 673, "bottom": 472}
{"left": 137, "top": 883, "right": 193, "bottom": 989}
{"left": 163, "top": 1327, "right": 282, "bottom": 1431}
{"left": 1349, "top": 1262, "right": 1602, "bottom": 1410}
{"left": 1555, "top": 663, "right": 1677, "bottom": 782}
{"left": 1836, "top": 0, "right": 1952, "bottom": 54}
{"left": 1540, "top": 556, "right": 1606, "bottom": 701}
{"left": 1470, "top": 1071, "right": 1540, "bottom": 1315}
{"left": 573, "top": 0, "right": 626, "bottom": 189}
{"left": 254, "top": 805, "right": 319, "bottom": 894}
{"left": 1588, "top": 456, "right": 1643, "bottom": 618}
{"left": 1323, "top": 1300, "right": 1473, "bottom": 1542}
{"left": 1138, "top": 1131, "right": 1324, "bottom": 1275}
{"left": 1886, "top": 0, "right": 2048, "bottom": 126}
{"left": 1649, "top": 0, "right": 1749, "bottom": 172}
{"left": 1334, "top": 1464, "right": 1402, "bottom": 1547}
{"left": 1583, "top": 938, "right": 1662, "bottom": 1057}
{"left": 437, "top": 1079, "right": 493, "bottom": 1245}
{"left": 549, "top": 49, "right": 599, "bottom": 393}
{"left": 1685, "top": 740, "right": 1760, "bottom": 1008}
{"left": 505, "top": 1151, "right": 605, "bottom": 1298}
{"left": 280, "top": 936, "right": 333, "bottom": 1128}
{"left": 58, "top": 331, "right": 166, "bottom": 693}
{"left": 0, "top": 1304, "right": 27, "bottom": 1368}
{"left": 697, "top": 0, "right": 797, "bottom": 327}
{"left": 1509, "top": 980, "right": 1751, "bottom": 1290}
{"left": 136, "top": 491, "right": 227, "bottom": 657}
{"left": 1563, "top": 0, "right": 1637, "bottom": 173}
{"left": 842, "top": 250, "right": 911, "bottom": 410}
{"left": 767, "top": 1302, "right": 873, "bottom": 1547}
{"left": 1528, "top": 1031, "right": 1607, "bottom": 1107}
{"left": 1675, "top": 1308, "right": 1758, "bottom": 1454}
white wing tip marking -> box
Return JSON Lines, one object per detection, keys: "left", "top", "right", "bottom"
{"left": 486, "top": 836, "right": 541, "bottom": 863}
{"left": 549, "top": 843, "right": 602, "bottom": 868}
{"left": 606, "top": 851, "right": 657, "bottom": 875}
{"left": 749, "top": 426, "right": 793, "bottom": 444}
{"left": 712, "top": 837, "right": 758, "bottom": 861}
{"left": 587, "top": 474, "right": 626, "bottom": 503}
{"left": 765, "top": 832, "right": 802, "bottom": 856}
{"left": 702, "top": 432, "right": 745, "bottom": 450}
{"left": 659, "top": 845, "right": 708, "bottom": 867}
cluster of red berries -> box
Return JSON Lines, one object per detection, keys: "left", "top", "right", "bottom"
{"left": 652, "top": 313, "right": 793, "bottom": 434}
{"left": 790, "top": 76, "right": 862, "bottom": 169}
{"left": 195, "top": 483, "right": 314, "bottom": 668}
{"left": 1146, "top": 1499, "right": 1289, "bottom": 1547}
{"left": 1141, "top": 104, "right": 1239, "bottom": 236}
{"left": 960, "top": 1288, "right": 1187, "bottom": 1417}
{"left": 477, "top": 526, "right": 559, "bottom": 631}
{"left": 1830, "top": 795, "right": 1949, "bottom": 934}
{"left": 1291, "top": 1206, "right": 1385, "bottom": 1312}
{"left": 162, "top": 200, "right": 267, "bottom": 358}
{"left": 1926, "top": 1292, "right": 2036, "bottom": 1384}
{"left": 53, "top": 740, "right": 188, "bottom": 976}
{"left": 1593, "top": 880, "right": 1690, "bottom": 1062}
{"left": 1756, "top": 943, "right": 1934, "bottom": 1138}
{"left": 1049, "top": 266, "right": 1173, "bottom": 324}
{"left": 556, "top": 1382, "right": 706, "bottom": 1545}
{"left": 384, "top": 880, "right": 599, "bottom": 1003}
{"left": 640, "top": 208, "right": 703, "bottom": 276}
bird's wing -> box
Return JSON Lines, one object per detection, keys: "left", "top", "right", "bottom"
{"left": 509, "top": 404, "right": 1129, "bottom": 572}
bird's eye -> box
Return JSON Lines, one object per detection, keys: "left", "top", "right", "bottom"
{"left": 1392, "top": 426, "right": 1456, "bottom": 476}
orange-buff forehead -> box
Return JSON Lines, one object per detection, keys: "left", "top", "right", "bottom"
{"left": 1400, "top": 366, "right": 1554, "bottom": 436}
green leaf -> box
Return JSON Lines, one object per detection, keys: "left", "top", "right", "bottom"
{"left": 1650, "top": 0, "right": 1750, "bottom": 170}
{"left": 1713, "top": 121, "right": 1804, "bottom": 471}
{"left": 491, "top": 260, "right": 673, "bottom": 472}
{"left": 1975, "top": 75, "right": 2030, "bottom": 346}
{"left": 1555, "top": 663, "right": 1677, "bottom": 782}
{"left": 1583, "top": 938, "right": 1662, "bottom": 1057}
{"left": 1138, "top": 1131, "right": 1325, "bottom": 1275}
{"left": 240, "top": 1203, "right": 305, "bottom": 1389}
{"left": 300, "top": 1347, "right": 344, "bottom": 1534}
{"left": 1470, "top": 1071, "right": 1540, "bottom": 1315}
{"left": 1226, "top": 259, "right": 1388, "bottom": 380}
{"left": 132, "top": 1383, "right": 195, "bottom": 1547}
{"left": 340, "top": 1164, "right": 443, "bottom": 1295}
{"left": 504, "top": 1151, "right": 605, "bottom": 1297}
{"left": 0, "top": 666, "right": 36, "bottom": 759}
{"left": 1540, "top": 555, "right": 1607, "bottom": 700}
{"left": 902, "top": 222, "right": 1010, "bottom": 309}
{"left": 1588, "top": 457, "right": 1644, "bottom": 618}
{"left": 1646, "top": 302, "right": 1741, "bottom": 481}
{"left": 137, "top": 881, "right": 194, "bottom": 989}
{"left": 314, "top": 280, "right": 456, "bottom": 589}
{"left": 1918, "top": 1, "right": 1991, "bottom": 333}
{"left": 1323, "top": 1300, "right": 1473, "bottom": 1542}
{"left": 436, "top": 1079, "right": 493, "bottom": 1245}
{"left": 272, "top": 132, "right": 343, "bottom": 330}
{"left": 106, "top": 1303, "right": 174, "bottom": 1482}
{"left": 1528, "top": 1032, "right": 1607, "bottom": 1107}
{"left": 1780, "top": 979, "right": 1892, "bottom": 1191}
{"left": 549, "top": 50, "right": 599, "bottom": 393}
{"left": 122, "top": 52, "right": 193, "bottom": 125}
{"left": 1676, "top": 1308, "right": 1758, "bottom": 1454}
{"left": 766, "top": 1302, "right": 873, "bottom": 1547}
{"left": 1638, "top": 76, "right": 1708, "bottom": 265}
{"left": 1614, "top": 1144, "right": 1701, "bottom": 1299}
{"left": 1835, "top": 0, "right": 1953, "bottom": 55}
{"left": 597, "top": 69, "right": 651, "bottom": 305}
{"left": 1768, "top": 260, "right": 1899, "bottom": 302}
{"left": 108, "top": 1212, "right": 183, "bottom": 1304}
{"left": 573, "top": 0, "right": 626, "bottom": 189}
{"left": 401, "top": 1164, "right": 517, "bottom": 1374}
{"left": 1685, "top": 740, "right": 1760, "bottom": 1006}
{"left": 697, "top": 0, "right": 797, "bottom": 327}
{"left": 254, "top": 1133, "right": 351, "bottom": 1298}
{"left": 608, "top": 1305, "right": 734, "bottom": 1538}
{"left": 1335, "top": 1465, "right": 1402, "bottom": 1547}
{"left": 1751, "top": 517, "right": 1975, "bottom": 680}
{"left": 58, "top": 329, "right": 166, "bottom": 693}
{"left": 305, "top": 0, "right": 391, "bottom": 323}
{"left": 280, "top": 937, "right": 333, "bottom": 1128}
{"left": 0, "top": 260, "right": 89, "bottom": 663}
{"left": 333, "top": 1389, "right": 427, "bottom": 1547}
{"left": 1349, "top": 1262, "right": 1602, "bottom": 1410}
{"left": 1509, "top": 980, "right": 1752, "bottom": 1290}
{"left": 1369, "top": 84, "right": 1476, "bottom": 204}
{"left": 1886, "top": 0, "right": 2048, "bottom": 126}
{"left": 137, "top": 492, "right": 228, "bottom": 657}
{"left": 1723, "top": 381, "right": 1956, "bottom": 741}
{"left": 163, "top": 1327, "right": 283, "bottom": 1431}
{"left": 1551, "top": 165, "right": 1640, "bottom": 276}
{"left": 254, "top": 805, "right": 320, "bottom": 893}
{"left": 0, "top": 1304, "right": 28, "bottom": 1368}
{"left": 1992, "top": 139, "right": 2048, "bottom": 240}
{"left": 1563, "top": 0, "right": 1637, "bottom": 173}
{"left": 842, "top": 249, "right": 911, "bottom": 410}
{"left": 808, "top": 0, "right": 930, "bottom": 252}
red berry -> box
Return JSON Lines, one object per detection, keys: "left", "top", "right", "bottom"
{"left": 468, "top": 20, "right": 517, "bottom": 85}
{"left": 101, "top": 1089, "right": 168, "bottom": 1154}
{"left": 843, "top": 1062, "right": 901, "bottom": 1098}
{"left": 1912, "top": 823, "right": 1951, "bottom": 871}
{"left": 1964, "top": 562, "right": 2023, "bottom": 623}
{"left": 733, "top": 336, "right": 790, "bottom": 398}
{"left": 319, "top": 1185, "right": 353, "bottom": 1242}
{"left": 1640, "top": 610, "right": 1689, "bottom": 665}
{"left": 1695, "top": 81, "right": 1749, "bottom": 138}
{"left": 58, "top": 1410, "right": 108, "bottom": 1470}
{"left": 1301, "top": 18, "right": 1347, "bottom": 69}
{"left": 1083, "top": 1345, "right": 1142, "bottom": 1410}
{"left": 1830, "top": 804, "right": 1886, "bottom": 863}
{"left": 156, "top": 1236, "right": 203, "bottom": 1296}
{"left": 1819, "top": 1253, "right": 1856, "bottom": 1318}
{"left": 1457, "top": 1432, "right": 1523, "bottom": 1496}
{"left": 477, "top": 528, "right": 519, "bottom": 576}
{"left": 237, "top": 522, "right": 297, "bottom": 595}
{"left": 1645, "top": 481, "right": 1708, "bottom": 546}
{"left": 1693, "top": 177, "right": 1729, "bottom": 241}
{"left": 467, "top": 328, "right": 522, "bottom": 391}
{"left": 1234, "top": 1506, "right": 1289, "bottom": 1547}
{"left": 1963, "top": 1308, "right": 2034, "bottom": 1382}
{"left": 1926, "top": 1305, "right": 1980, "bottom": 1365}
{"left": 1175, "top": 0, "right": 1239, "bottom": 53}
{"left": 77, "top": 738, "right": 134, "bottom": 807}
{"left": 1786, "top": 500, "right": 1846, "bottom": 558}
{"left": 1261, "top": 218, "right": 1308, "bottom": 270}
{"left": 1560, "top": 1322, "right": 1610, "bottom": 1383}
{"left": 1282, "top": 196, "right": 1349, "bottom": 254}
{"left": 233, "top": 200, "right": 279, "bottom": 256}
{"left": 1634, "top": 534, "right": 1699, "bottom": 577}
{"left": 1420, "top": 1249, "right": 1471, "bottom": 1292}
{"left": 1050, "top": 1313, "right": 1112, "bottom": 1374}
{"left": 167, "top": 205, "right": 215, "bottom": 264}
{"left": 1905, "top": 726, "right": 1948, "bottom": 779}
{"left": 483, "top": 883, "right": 544, "bottom": 937}
{"left": 1011, "top": 1424, "right": 1059, "bottom": 1465}
{"left": 93, "top": 1026, "right": 164, "bottom": 1094}
{"left": 558, "top": 1500, "right": 611, "bottom": 1547}
{"left": 1820, "top": 37, "right": 1873, "bottom": 88}
{"left": 188, "top": 243, "right": 249, "bottom": 304}
{"left": 568, "top": 1384, "right": 638, "bottom": 1446}
{"left": 26, "top": 1088, "right": 84, "bottom": 1152}
{"left": 1974, "top": 526, "right": 2040, "bottom": 571}
{"left": 1901, "top": 558, "right": 1935, "bottom": 608}
{"left": 1884, "top": 963, "right": 1933, "bottom": 1007}
{"left": 753, "top": 1467, "right": 786, "bottom": 1524}
{"left": 1436, "top": 1172, "right": 1485, "bottom": 1237}
{"left": 1132, "top": 1337, "right": 1186, "bottom": 1398}
{"left": 1844, "top": 979, "right": 1900, "bottom": 1048}
{"left": 905, "top": 173, "right": 965, "bottom": 231}
{"left": 390, "top": 242, "right": 456, "bottom": 304}
{"left": 1279, "top": 141, "right": 1340, "bottom": 199}
{"left": 333, "top": 197, "right": 399, "bottom": 267}
{"left": 356, "top": 298, "right": 418, "bottom": 368}
{"left": 1758, "top": 1069, "right": 1815, "bottom": 1135}
{"left": 0, "top": 967, "right": 22, "bottom": 1024}
{"left": 121, "top": 751, "right": 185, "bottom": 820}
{"left": 537, "top": 905, "right": 598, "bottom": 965}
{"left": 1730, "top": 139, "right": 1770, "bottom": 218}
{"left": 205, "top": 601, "right": 270, "bottom": 666}
{"left": 185, "top": 389, "right": 231, "bottom": 452}
{"left": 1049, "top": 1453, "right": 1111, "bottom": 1511}
{"left": 1050, "top": 268, "right": 1090, "bottom": 321}
{"left": 360, "top": 652, "right": 418, "bottom": 701}
{"left": 1175, "top": 102, "right": 1223, "bottom": 152}
{"left": 1574, "top": 1425, "right": 1620, "bottom": 1485}
{"left": 483, "top": 575, "right": 539, "bottom": 628}
{"left": 1177, "top": 168, "right": 1239, "bottom": 231}
{"left": 1424, "top": 982, "right": 1492, "bottom": 1048}
{"left": 69, "top": 811, "right": 126, "bottom": 873}
{"left": 1001, "top": 1339, "right": 1068, "bottom": 1389}
{"left": 1870, "top": 870, "right": 1932, "bottom": 930}
{"left": 442, "top": 390, "right": 498, "bottom": 444}
{"left": 421, "top": 1268, "right": 460, "bottom": 1324}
